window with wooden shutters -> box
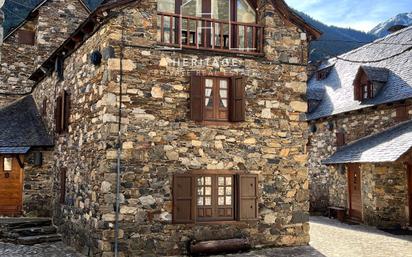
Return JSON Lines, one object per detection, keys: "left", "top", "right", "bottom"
{"left": 336, "top": 132, "right": 345, "bottom": 147}
{"left": 396, "top": 105, "right": 409, "bottom": 122}
{"left": 42, "top": 99, "right": 47, "bottom": 117}
{"left": 55, "top": 91, "right": 71, "bottom": 134}
{"left": 173, "top": 171, "right": 258, "bottom": 223}
{"left": 60, "top": 168, "right": 67, "bottom": 204}
{"left": 55, "top": 96, "right": 63, "bottom": 134}
{"left": 190, "top": 75, "right": 245, "bottom": 122}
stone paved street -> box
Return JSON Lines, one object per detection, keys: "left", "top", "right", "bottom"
{"left": 0, "top": 216, "right": 411, "bottom": 256}
{"left": 309, "top": 216, "right": 412, "bottom": 257}
{"left": 0, "top": 241, "right": 83, "bottom": 257}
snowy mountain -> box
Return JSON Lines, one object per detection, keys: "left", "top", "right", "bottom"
{"left": 369, "top": 12, "right": 412, "bottom": 38}
{"left": 298, "top": 12, "right": 376, "bottom": 63}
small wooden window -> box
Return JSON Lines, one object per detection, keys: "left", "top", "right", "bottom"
{"left": 396, "top": 105, "right": 409, "bottom": 122}
{"left": 55, "top": 56, "right": 64, "bottom": 81}
{"left": 18, "top": 30, "right": 35, "bottom": 45}
{"left": 3, "top": 157, "right": 12, "bottom": 172}
{"left": 190, "top": 74, "right": 245, "bottom": 122}
{"left": 42, "top": 99, "right": 47, "bottom": 117}
{"left": 55, "top": 91, "right": 71, "bottom": 134}
{"left": 60, "top": 168, "right": 67, "bottom": 204}
{"left": 173, "top": 171, "right": 258, "bottom": 224}
{"left": 336, "top": 132, "right": 346, "bottom": 147}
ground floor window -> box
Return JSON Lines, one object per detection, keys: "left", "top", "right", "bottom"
{"left": 173, "top": 171, "right": 258, "bottom": 223}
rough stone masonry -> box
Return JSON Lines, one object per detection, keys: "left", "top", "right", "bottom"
{"left": 28, "top": 0, "right": 317, "bottom": 256}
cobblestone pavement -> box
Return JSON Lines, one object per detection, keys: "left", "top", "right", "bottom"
{"left": 309, "top": 216, "right": 412, "bottom": 257}
{"left": 0, "top": 216, "right": 411, "bottom": 257}
{"left": 0, "top": 241, "right": 83, "bottom": 257}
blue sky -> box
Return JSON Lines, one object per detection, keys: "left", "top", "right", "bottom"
{"left": 285, "top": 0, "right": 412, "bottom": 32}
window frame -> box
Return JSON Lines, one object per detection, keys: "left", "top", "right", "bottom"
{"left": 190, "top": 73, "right": 246, "bottom": 123}
{"left": 55, "top": 90, "right": 71, "bottom": 134}
{"left": 173, "top": 170, "right": 259, "bottom": 224}
{"left": 2, "top": 156, "right": 13, "bottom": 172}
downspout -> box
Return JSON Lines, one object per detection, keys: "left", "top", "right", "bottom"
{"left": 114, "top": 11, "right": 125, "bottom": 257}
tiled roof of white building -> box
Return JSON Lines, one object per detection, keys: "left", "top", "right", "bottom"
{"left": 307, "top": 26, "right": 412, "bottom": 120}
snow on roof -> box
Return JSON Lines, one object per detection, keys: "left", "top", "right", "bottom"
{"left": 307, "top": 26, "right": 412, "bottom": 120}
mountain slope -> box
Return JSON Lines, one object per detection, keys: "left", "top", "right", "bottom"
{"left": 297, "top": 12, "right": 377, "bottom": 63}
{"left": 369, "top": 12, "right": 412, "bottom": 37}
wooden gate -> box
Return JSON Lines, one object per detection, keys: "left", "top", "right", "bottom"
{"left": 0, "top": 156, "right": 23, "bottom": 216}
{"left": 348, "top": 164, "right": 362, "bottom": 221}
{"left": 408, "top": 165, "right": 412, "bottom": 225}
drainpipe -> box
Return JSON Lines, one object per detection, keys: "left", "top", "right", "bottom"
{"left": 114, "top": 11, "right": 125, "bottom": 257}
{"left": 0, "top": 1, "right": 4, "bottom": 63}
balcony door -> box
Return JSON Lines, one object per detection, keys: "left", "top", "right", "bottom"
{"left": 158, "top": 0, "right": 257, "bottom": 50}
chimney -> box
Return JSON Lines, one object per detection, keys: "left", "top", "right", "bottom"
{"left": 387, "top": 24, "right": 408, "bottom": 34}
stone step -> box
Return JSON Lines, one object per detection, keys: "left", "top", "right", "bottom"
{"left": 16, "top": 234, "right": 62, "bottom": 245}
{"left": 9, "top": 226, "right": 57, "bottom": 238}
{"left": 0, "top": 218, "right": 52, "bottom": 230}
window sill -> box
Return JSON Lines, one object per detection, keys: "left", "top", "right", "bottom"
{"left": 173, "top": 220, "right": 258, "bottom": 226}
{"left": 195, "top": 121, "right": 242, "bottom": 127}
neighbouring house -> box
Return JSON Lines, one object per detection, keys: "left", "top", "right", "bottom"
{"left": 0, "top": 0, "right": 321, "bottom": 256}
{"left": 0, "top": 0, "right": 90, "bottom": 106}
{"left": 307, "top": 26, "right": 412, "bottom": 228}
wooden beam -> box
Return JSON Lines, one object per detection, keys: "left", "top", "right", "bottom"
{"left": 190, "top": 239, "right": 251, "bottom": 255}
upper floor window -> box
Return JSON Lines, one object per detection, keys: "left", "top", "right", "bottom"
{"left": 190, "top": 74, "right": 245, "bottom": 122}
{"left": 157, "top": 0, "right": 263, "bottom": 54}
{"left": 55, "top": 90, "right": 71, "bottom": 134}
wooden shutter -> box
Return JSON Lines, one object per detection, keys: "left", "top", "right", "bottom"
{"left": 60, "top": 168, "right": 67, "bottom": 204}
{"left": 336, "top": 132, "right": 345, "bottom": 147}
{"left": 55, "top": 56, "right": 64, "bottom": 81}
{"left": 55, "top": 96, "right": 63, "bottom": 134}
{"left": 63, "top": 91, "right": 71, "bottom": 132}
{"left": 354, "top": 85, "right": 361, "bottom": 101}
{"left": 42, "top": 99, "right": 47, "bottom": 117}
{"left": 230, "top": 76, "right": 246, "bottom": 122}
{"left": 238, "top": 174, "right": 258, "bottom": 220}
{"left": 173, "top": 174, "right": 195, "bottom": 223}
{"left": 18, "top": 30, "right": 35, "bottom": 45}
{"left": 396, "top": 105, "right": 408, "bottom": 122}
{"left": 190, "top": 74, "right": 204, "bottom": 121}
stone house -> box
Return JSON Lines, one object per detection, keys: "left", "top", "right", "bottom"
{"left": 307, "top": 27, "right": 412, "bottom": 228}
{"left": 0, "top": 0, "right": 90, "bottom": 106}
{"left": 0, "top": 0, "right": 321, "bottom": 256}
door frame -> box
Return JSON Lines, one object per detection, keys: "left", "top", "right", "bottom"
{"left": 347, "top": 164, "right": 363, "bottom": 221}
{"left": 0, "top": 155, "right": 24, "bottom": 216}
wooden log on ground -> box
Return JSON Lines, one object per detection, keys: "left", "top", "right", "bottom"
{"left": 190, "top": 238, "right": 251, "bottom": 255}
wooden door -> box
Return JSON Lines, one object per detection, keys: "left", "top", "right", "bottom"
{"left": 348, "top": 164, "right": 362, "bottom": 221}
{"left": 408, "top": 165, "right": 412, "bottom": 225}
{"left": 0, "top": 156, "right": 23, "bottom": 216}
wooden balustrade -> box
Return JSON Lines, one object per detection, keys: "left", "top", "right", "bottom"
{"left": 157, "top": 12, "right": 264, "bottom": 55}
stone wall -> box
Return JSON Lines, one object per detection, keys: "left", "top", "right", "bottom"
{"left": 32, "top": 1, "right": 312, "bottom": 256}
{"left": 325, "top": 162, "right": 409, "bottom": 228}
{"left": 0, "top": 0, "right": 88, "bottom": 106}
{"left": 22, "top": 150, "right": 54, "bottom": 217}
{"left": 308, "top": 100, "right": 412, "bottom": 213}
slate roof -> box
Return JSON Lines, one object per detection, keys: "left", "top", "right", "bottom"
{"left": 323, "top": 119, "right": 412, "bottom": 164}
{"left": 361, "top": 66, "right": 389, "bottom": 83}
{"left": 0, "top": 147, "right": 31, "bottom": 154}
{"left": 307, "top": 26, "right": 412, "bottom": 120}
{"left": 0, "top": 96, "right": 53, "bottom": 148}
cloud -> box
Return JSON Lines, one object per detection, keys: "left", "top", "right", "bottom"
{"left": 285, "top": 0, "right": 412, "bottom": 31}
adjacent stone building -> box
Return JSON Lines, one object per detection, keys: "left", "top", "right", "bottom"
{"left": 0, "top": 0, "right": 321, "bottom": 256}
{"left": 307, "top": 27, "right": 412, "bottom": 228}
{"left": 0, "top": 0, "right": 89, "bottom": 106}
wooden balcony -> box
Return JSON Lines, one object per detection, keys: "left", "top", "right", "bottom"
{"left": 157, "top": 12, "right": 264, "bottom": 55}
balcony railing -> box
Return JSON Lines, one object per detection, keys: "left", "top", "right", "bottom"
{"left": 157, "top": 12, "right": 264, "bottom": 55}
